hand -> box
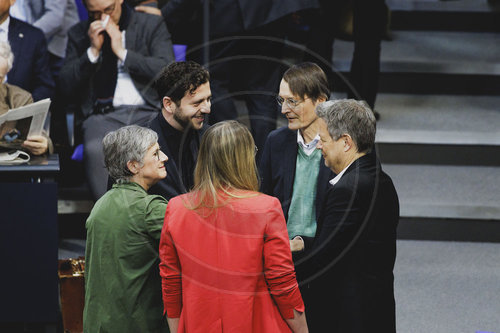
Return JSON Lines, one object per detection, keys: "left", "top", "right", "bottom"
{"left": 135, "top": 5, "right": 162, "bottom": 16}
{"left": 104, "top": 16, "right": 126, "bottom": 60}
{"left": 290, "top": 237, "right": 305, "bottom": 252}
{"left": 87, "top": 19, "right": 106, "bottom": 57}
{"left": 22, "top": 135, "right": 48, "bottom": 156}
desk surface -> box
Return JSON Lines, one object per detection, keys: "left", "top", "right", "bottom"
{"left": 0, "top": 154, "right": 59, "bottom": 173}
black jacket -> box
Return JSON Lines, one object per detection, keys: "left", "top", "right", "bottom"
{"left": 303, "top": 152, "right": 399, "bottom": 333}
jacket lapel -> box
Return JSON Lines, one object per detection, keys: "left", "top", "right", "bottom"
{"left": 282, "top": 129, "right": 298, "bottom": 216}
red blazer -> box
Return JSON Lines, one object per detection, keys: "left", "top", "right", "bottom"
{"left": 159, "top": 191, "right": 304, "bottom": 332}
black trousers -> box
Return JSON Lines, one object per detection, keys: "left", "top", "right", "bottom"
{"left": 306, "top": 0, "right": 388, "bottom": 109}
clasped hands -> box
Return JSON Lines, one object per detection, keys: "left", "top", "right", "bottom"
{"left": 88, "top": 14, "right": 126, "bottom": 61}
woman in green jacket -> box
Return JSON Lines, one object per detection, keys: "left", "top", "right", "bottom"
{"left": 84, "top": 125, "right": 169, "bottom": 333}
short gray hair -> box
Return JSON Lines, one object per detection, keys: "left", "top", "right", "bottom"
{"left": 0, "top": 41, "right": 14, "bottom": 72}
{"left": 103, "top": 125, "right": 158, "bottom": 183}
{"left": 315, "top": 99, "right": 376, "bottom": 153}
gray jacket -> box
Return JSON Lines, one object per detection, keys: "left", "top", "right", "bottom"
{"left": 22, "top": 0, "right": 80, "bottom": 58}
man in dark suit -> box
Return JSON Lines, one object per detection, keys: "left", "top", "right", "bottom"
{"left": 302, "top": 99, "right": 399, "bottom": 332}
{"left": 259, "top": 63, "right": 333, "bottom": 273}
{"left": 59, "top": 0, "right": 174, "bottom": 199}
{"left": 148, "top": 61, "right": 211, "bottom": 200}
{"left": 0, "top": 1, "right": 54, "bottom": 101}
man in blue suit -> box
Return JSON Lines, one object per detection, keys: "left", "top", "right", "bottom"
{"left": 0, "top": 0, "right": 54, "bottom": 101}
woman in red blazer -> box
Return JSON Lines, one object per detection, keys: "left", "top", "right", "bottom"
{"left": 159, "top": 121, "right": 308, "bottom": 332}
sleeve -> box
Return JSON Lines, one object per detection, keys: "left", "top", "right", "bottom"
{"left": 58, "top": 25, "right": 98, "bottom": 100}
{"left": 312, "top": 184, "right": 363, "bottom": 269}
{"left": 30, "top": 30, "right": 55, "bottom": 101}
{"left": 159, "top": 202, "right": 183, "bottom": 318}
{"left": 263, "top": 198, "right": 304, "bottom": 319}
{"left": 123, "top": 16, "right": 175, "bottom": 80}
{"left": 32, "top": 0, "right": 66, "bottom": 38}
{"left": 144, "top": 195, "right": 168, "bottom": 242}
{"left": 258, "top": 133, "right": 273, "bottom": 195}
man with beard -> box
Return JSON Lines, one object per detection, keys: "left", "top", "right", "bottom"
{"left": 148, "top": 61, "right": 211, "bottom": 200}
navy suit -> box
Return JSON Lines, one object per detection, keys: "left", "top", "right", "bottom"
{"left": 302, "top": 152, "right": 399, "bottom": 332}
{"left": 7, "top": 17, "right": 55, "bottom": 102}
{"left": 259, "top": 126, "right": 333, "bottom": 251}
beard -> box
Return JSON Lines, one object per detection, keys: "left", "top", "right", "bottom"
{"left": 173, "top": 106, "right": 191, "bottom": 130}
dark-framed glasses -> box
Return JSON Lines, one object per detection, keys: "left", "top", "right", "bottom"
{"left": 87, "top": 2, "right": 116, "bottom": 20}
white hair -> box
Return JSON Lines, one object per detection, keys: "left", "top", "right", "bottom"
{"left": 0, "top": 41, "right": 14, "bottom": 72}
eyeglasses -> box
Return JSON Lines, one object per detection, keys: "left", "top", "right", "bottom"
{"left": 276, "top": 96, "right": 309, "bottom": 110}
{"left": 87, "top": 2, "right": 116, "bottom": 20}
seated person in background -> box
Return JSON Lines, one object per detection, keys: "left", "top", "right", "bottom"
{"left": 59, "top": 0, "right": 175, "bottom": 199}
{"left": 0, "top": 0, "right": 55, "bottom": 101}
{"left": 259, "top": 62, "right": 333, "bottom": 267}
{"left": 0, "top": 41, "right": 51, "bottom": 155}
{"left": 149, "top": 61, "right": 211, "bottom": 200}
{"left": 160, "top": 120, "right": 308, "bottom": 333}
{"left": 9, "top": 0, "right": 81, "bottom": 79}
{"left": 84, "top": 125, "right": 169, "bottom": 333}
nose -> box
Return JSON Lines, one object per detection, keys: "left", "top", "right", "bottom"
{"left": 159, "top": 150, "right": 168, "bottom": 162}
{"left": 201, "top": 100, "right": 211, "bottom": 114}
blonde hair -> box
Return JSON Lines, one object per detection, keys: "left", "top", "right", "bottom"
{"left": 187, "top": 120, "right": 259, "bottom": 211}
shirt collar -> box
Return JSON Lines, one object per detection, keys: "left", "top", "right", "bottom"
{"left": 297, "top": 131, "right": 320, "bottom": 151}
{"left": 0, "top": 16, "right": 10, "bottom": 34}
{"left": 329, "top": 160, "right": 355, "bottom": 186}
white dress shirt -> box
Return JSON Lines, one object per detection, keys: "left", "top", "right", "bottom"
{"left": 297, "top": 131, "right": 320, "bottom": 156}
{"left": 86, "top": 30, "right": 145, "bottom": 107}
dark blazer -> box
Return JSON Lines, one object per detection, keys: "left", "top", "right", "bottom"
{"left": 148, "top": 113, "right": 209, "bottom": 200}
{"left": 59, "top": 9, "right": 174, "bottom": 118}
{"left": 303, "top": 152, "right": 399, "bottom": 333}
{"left": 259, "top": 126, "right": 333, "bottom": 248}
{"left": 8, "top": 17, "right": 55, "bottom": 101}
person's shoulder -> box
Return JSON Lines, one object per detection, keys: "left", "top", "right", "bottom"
{"left": 5, "top": 83, "right": 32, "bottom": 101}
{"left": 268, "top": 126, "right": 293, "bottom": 141}
{"left": 66, "top": 19, "right": 88, "bottom": 37}
{"left": 236, "top": 192, "right": 281, "bottom": 211}
{"left": 131, "top": 10, "right": 165, "bottom": 28}
{"left": 9, "top": 17, "right": 45, "bottom": 38}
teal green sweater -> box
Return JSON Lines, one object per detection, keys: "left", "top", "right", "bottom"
{"left": 287, "top": 147, "right": 322, "bottom": 239}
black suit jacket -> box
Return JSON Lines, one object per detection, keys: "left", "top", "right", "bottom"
{"left": 148, "top": 113, "right": 209, "bottom": 200}
{"left": 259, "top": 126, "right": 333, "bottom": 248}
{"left": 8, "top": 17, "right": 54, "bottom": 101}
{"left": 303, "top": 152, "right": 399, "bottom": 333}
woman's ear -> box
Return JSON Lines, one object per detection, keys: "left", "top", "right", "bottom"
{"left": 127, "top": 160, "right": 140, "bottom": 175}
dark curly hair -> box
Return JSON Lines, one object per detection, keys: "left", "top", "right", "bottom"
{"left": 154, "top": 61, "right": 210, "bottom": 106}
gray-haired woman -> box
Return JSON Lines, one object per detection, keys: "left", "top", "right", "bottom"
{"left": 84, "top": 125, "right": 169, "bottom": 333}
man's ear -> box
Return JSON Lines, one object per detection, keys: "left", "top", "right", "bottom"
{"left": 162, "top": 96, "right": 175, "bottom": 114}
{"left": 343, "top": 134, "right": 354, "bottom": 152}
{"left": 127, "top": 160, "right": 140, "bottom": 175}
